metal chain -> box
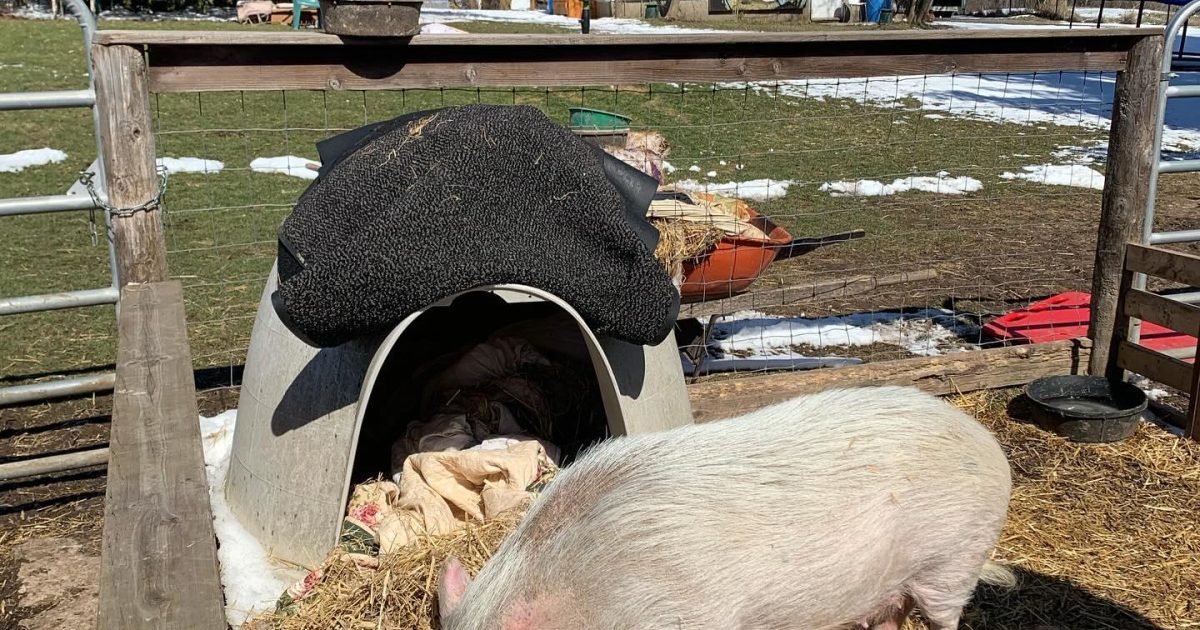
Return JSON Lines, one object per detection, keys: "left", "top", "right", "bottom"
{"left": 78, "top": 166, "right": 168, "bottom": 247}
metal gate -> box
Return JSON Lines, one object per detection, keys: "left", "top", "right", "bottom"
{"left": 0, "top": 0, "right": 117, "bottom": 406}
{"left": 1130, "top": 0, "right": 1200, "bottom": 354}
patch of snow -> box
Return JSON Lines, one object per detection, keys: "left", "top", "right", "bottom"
{"left": 705, "top": 170, "right": 717, "bottom": 177}
{"left": 719, "top": 160, "right": 727, "bottom": 166}
{"left": 201, "top": 411, "right": 300, "bottom": 628}
{"left": 736, "top": 164, "right": 745, "bottom": 170}
{"left": 1129, "top": 374, "right": 1170, "bottom": 402}
{"left": 1000, "top": 164, "right": 1105, "bottom": 190}
{"left": 820, "top": 171, "right": 983, "bottom": 196}
{"left": 711, "top": 309, "right": 976, "bottom": 358}
{"left": 672, "top": 178, "right": 795, "bottom": 201}
{"left": 923, "top": 113, "right": 946, "bottom": 119}
{"left": 419, "top": 8, "right": 732, "bottom": 34}
{"left": 751, "top": 66, "right": 1200, "bottom": 153}
{"left": 250, "top": 156, "right": 319, "bottom": 180}
{"left": 420, "top": 22, "right": 469, "bottom": 34}
{"left": 663, "top": 161, "right": 677, "bottom": 173}
{"left": 0, "top": 148, "right": 67, "bottom": 173}
{"left": 156, "top": 157, "right": 224, "bottom": 174}
{"left": 688, "top": 164, "right": 701, "bottom": 172}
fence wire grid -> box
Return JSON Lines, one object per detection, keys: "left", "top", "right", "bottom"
{"left": 141, "top": 72, "right": 1117, "bottom": 385}
{"left": 0, "top": 70, "right": 1125, "bottom": 389}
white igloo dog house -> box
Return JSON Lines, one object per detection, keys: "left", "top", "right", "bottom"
{"left": 226, "top": 263, "right": 694, "bottom": 568}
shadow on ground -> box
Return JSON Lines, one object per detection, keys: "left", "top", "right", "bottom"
{"left": 964, "top": 567, "right": 1164, "bottom": 629}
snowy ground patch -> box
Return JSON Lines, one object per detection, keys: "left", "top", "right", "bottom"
{"left": 419, "top": 7, "right": 731, "bottom": 33}
{"left": 820, "top": 171, "right": 982, "bottom": 196}
{"left": 201, "top": 411, "right": 302, "bottom": 628}
{"left": 0, "top": 148, "right": 66, "bottom": 173}
{"left": 157, "top": 157, "right": 224, "bottom": 174}
{"left": 710, "top": 309, "right": 977, "bottom": 359}
{"left": 250, "top": 156, "right": 319, "bottom": 180}
{"left": 671, "top": 178, "right": 795, "bottom": 201}
{"left": 754, "top": 65, "right": 1200, "bottom": 153}
{"left": 1000, "top": 164, "right": 1105, "bottom": 190}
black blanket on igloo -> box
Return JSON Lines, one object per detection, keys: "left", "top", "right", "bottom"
{"left": 271, "top": 104, "right": 679, "bottom": 348}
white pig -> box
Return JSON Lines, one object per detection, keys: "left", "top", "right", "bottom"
{"left": 439, "top": 385, "right": 1014, "bottom": 630}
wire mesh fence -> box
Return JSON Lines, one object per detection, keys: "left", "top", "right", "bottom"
{"left": 139, "top": 71, "right": 1117, "bottom": 386}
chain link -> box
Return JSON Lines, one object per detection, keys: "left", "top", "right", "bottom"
{"left": 78, "top": 166, "right": 169, "bottom": 247}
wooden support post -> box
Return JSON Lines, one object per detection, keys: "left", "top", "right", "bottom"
{"left": 1088, "top": 34, "right": 1165, "bottom": 377}
{"left": 1187, "top": 334, "right": 1200, "bottom": 440}
{"left": 92, "top": 44, "right": 169, "bottom": 287}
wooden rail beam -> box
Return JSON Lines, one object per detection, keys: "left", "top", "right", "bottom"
{"left": 688, "top": 338, "right": 1090, "bottom": 422}
{"left": 87, "top": 29, "right": 1158, "bottom": 93}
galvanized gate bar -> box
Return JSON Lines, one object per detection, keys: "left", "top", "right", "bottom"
{"left": 1150, "top": 229, "right": 1200, "bottom": 245}
{"left": 0, "top": 372, "right": 117, "bottom": 406}
{"left": 0, "top": 89, "right": 96, "bottom": 111}
{"left": 0, "top": 193, "right": 97, "bottom": 216}
{"left": 0, "top": 0, "right": 119, "bottom": 436}
{"left": 1128, "top": 0, "right": 1200, "bottom": 348}
{"left": 0, "top": 287, "right": 120, "bottom": 316}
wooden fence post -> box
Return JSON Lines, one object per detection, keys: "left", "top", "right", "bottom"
{"left": 1088, "top": 34, "right": 1165, "bottom": 377}
{"left": 92, "top": 44, "right": 169, "bottom": 287}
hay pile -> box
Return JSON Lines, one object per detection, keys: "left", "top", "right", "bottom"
{"left": 927, "top": 390, "right": 1200, "bottom": 630}
{"left": 247, "top": 514, "right": 523, "bottom": 630}
{"left": 651, "top": 218, "right": 726, "bottom": 275}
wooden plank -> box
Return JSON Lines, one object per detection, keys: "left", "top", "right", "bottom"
{"left": 1125, "top": 243, "right": 1200, "bottom": 288}
{"left": 1087, "top": 34, "right": 1165, "bottom": 376}
{"left": 1115, "top": 340, "right": 1194, "bottom": 392}
{"left": 98, "top": 281, "right": 225, "bottom": 630}
{"left": 115, "top": 29, "right": 1155, "bottom": 93}
{"left": 687, "top": 338, "right": 1090, "bottom": 423}
{"left": 100, "top": 27, "right": 1159, "bottom": 46}
{"left": 94, "top": 27, "right": 1156, "bottom": 46}
{"left": 143, "top": 47, "right": 1132, "bottom": 93}
{"left": 1123, "top": 288, "right": 1200, "bottom": 335}
{"left": 680, "top": 269, "right": 938, "bottom": 320}
{"left": 93, "top": 44, "right": 168, "bottom": 285}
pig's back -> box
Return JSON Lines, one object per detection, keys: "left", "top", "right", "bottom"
{"left": 493, "top": 387, "right": 1011, "bottom": 629}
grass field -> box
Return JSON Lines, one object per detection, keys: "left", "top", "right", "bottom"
{"left": 1, "top": 16, "right": 1196, "bottom": 384}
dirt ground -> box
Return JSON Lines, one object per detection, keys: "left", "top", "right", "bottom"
{"left": 0, "top": 387, "right": 238, "bottom": 630}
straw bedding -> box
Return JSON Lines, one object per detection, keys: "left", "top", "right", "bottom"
{"left": 249, "top": 388, "right": 1200, "bottom": 630}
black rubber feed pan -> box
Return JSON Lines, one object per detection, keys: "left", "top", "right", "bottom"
{"left": 1024, "top": 375, "right": 1148, "bottom": 443}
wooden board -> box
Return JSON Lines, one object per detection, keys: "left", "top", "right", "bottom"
{"left": 94, "top": 27, "right": 1155, "bottom": 46}
{"left": 687, "top": 338, "right": 1090, "bottom": 422}
{"left": 98, "top": 281, "right": 226, "bottom": 630}
{"left": 1116, "top": 339, "right": 1194, "bottom": 393}
{"left": 1123, "top": 288, "right": 1200, "bottom": 336}
{"left": 143, "top": 50, "right": 1134, "bottom": 93}
{"left": 93, "top": 29, "right": 1156, "bottom": 92}
{"left": 1125, "top": 243, "right": 1200, "bottom": 288}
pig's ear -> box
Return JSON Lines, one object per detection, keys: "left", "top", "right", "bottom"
{"left": 438, "top": 556, "right": 472, "bottom": 619}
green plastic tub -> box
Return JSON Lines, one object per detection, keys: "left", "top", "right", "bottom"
{"left": 568, "top": 107, "right": 632, "bottom": 131}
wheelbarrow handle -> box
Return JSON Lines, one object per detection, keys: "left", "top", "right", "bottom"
{"left": 771, "top": 229, "right": 866, "bottom": 260}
